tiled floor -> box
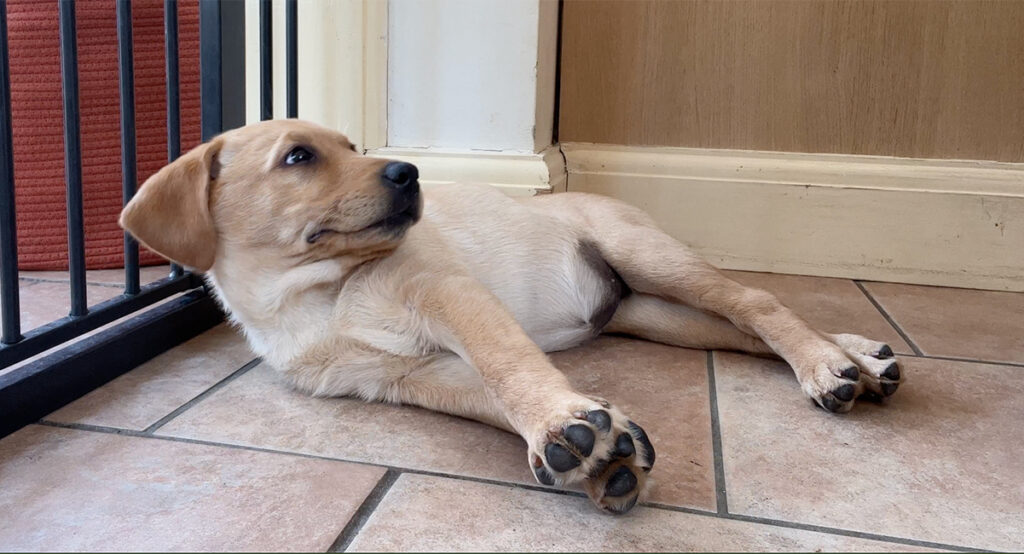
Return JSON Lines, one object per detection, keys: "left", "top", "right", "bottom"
{"left": 0, "top": 265, "right": 177, "bottom": 378}
{"left": 14, "top": 265, "right": 172, "bottom": 333}
{"left": 1, "top": 270, "right": 1022, "bottom": 551}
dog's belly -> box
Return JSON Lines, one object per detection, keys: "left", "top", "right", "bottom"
{"left": 421, "top": 185, "right": 625, "bottom": 352}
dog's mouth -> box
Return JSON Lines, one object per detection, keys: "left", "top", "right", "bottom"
{"left": 306, "top": 194, "right": 422, "bottom": 244}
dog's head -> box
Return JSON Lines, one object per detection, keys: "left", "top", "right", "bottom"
{"left": 120, "top": 119, "right": 421, "bottom": 272}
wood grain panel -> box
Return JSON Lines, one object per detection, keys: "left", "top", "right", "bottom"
{"left": 558, "top": 0, "right": 1024, "bottom": 162}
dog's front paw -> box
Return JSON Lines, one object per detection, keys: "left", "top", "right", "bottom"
{"left": 527, "top": 396, "right": 654, "bottom": 514}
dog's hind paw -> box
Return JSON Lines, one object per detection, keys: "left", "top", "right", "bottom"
{"left": 527, "top": 397, "right": 654, "bottom": 514}
{"left": 800, "top": 334, "right": 903, "bottom": 413}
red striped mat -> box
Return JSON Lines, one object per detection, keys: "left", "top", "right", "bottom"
{"left": 7, "top": 0, "right": 202, "bottom": 270}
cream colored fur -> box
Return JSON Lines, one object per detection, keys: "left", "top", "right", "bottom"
{"left": 121, "top": 120, "right": 903, "bottom": 514}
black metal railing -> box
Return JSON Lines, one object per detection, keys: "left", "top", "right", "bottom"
{"left": 0, "top": 0, "right": 211, "bottom": 369}
{"left": 0, "top": 0, "right": 19, "bottom": 347}
{"left": 0, "top": 0, "right": 298, "bottom": 437}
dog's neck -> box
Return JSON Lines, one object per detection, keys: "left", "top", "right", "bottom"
{"left": 205, "top": 246, "right": 365, "bottom": 365}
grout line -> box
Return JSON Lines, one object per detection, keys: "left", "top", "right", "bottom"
{"left": 142, "top": 357, "right": 262, "bottom": 434}
{"left": 36, "top": 419, "right": 590, "bottom": 500}
{"left": 854, "top": 281, "right": 924, "bottom": 356}
{"left": 901, "top": 353, "right": 1024, "bottom": 369}
{"left": 39, "top": 420, "right": 147, "bottom": 436}
{"left": 18, "top": 276, "right": 132, "bottom": 290}
{"left": 705, "top": 350, "right": 729, "bottom": 514}
{"left": 33, "top": 420, "right": 989, "bottom": 553}
{"left": 645, "top": 502, "right": 990, "bottom": 553}
{"left": 326, "top": 469, "right": 400, "bottom": 552}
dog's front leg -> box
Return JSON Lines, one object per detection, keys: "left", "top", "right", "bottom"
{"left": 411, "top": 274, "right": 654, "bottom": 514}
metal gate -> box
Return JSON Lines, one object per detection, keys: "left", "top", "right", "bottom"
{"left": 0, "top": 0, "right": 297, "bottom": 437}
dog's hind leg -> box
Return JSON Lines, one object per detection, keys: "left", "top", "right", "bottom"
{"left": 533, "top": 193, "right": 901, "bottom": 412}
{"left": 605, "top": 293, "right": 774, "bottom": 355}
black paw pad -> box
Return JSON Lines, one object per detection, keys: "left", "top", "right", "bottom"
{"left": 605, "top": 466, "right": 638, "bottom": 497}
{"left": 840, "top": 366, "right": 860, "bottom": 380}
{"left": 534, "top": 465, "right": 554, "bottom": 486}
{"left": 605, "top": 494, "right": 638, "bottom": 515}
{"left": 613, "top": 432, "right": 635, "bottom": 459}
{"left": 832, "top": 383, "right": 856, "bottom": 402}
{"left": 545, "top": 443, "right": 581, "bottom": 472}
{"left": 820, "top": 394, "right": 843, "bottom": 412}
{"left": 627, "top": 421, "right": 655, "bottom": 470}
{"left": 881, "top": 362, "right": 900, "bottom": 381}
{"left": 585, "top": 410, "right": 612, "bottom": 433}
{"left": 876, "top": 345, "right": 894, "bottom": 359}
{"left": 564, "top": 424, "right": 595, "bottom": 457}
{"left": 881, "top": 381, "right": 900, "bottom": 396}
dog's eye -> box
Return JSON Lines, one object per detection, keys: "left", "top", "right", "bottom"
{"left": 284, "top": 146, "right": 314, "bottom": 166}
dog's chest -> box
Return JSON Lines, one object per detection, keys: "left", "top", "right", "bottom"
{"left": 332, "top": 288, "right": 440, "bottom": 358}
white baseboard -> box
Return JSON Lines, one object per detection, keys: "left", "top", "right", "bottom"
{"left": 563, "top": 143, "right": 1024, "bottom": 292}
{"left": 368, "top": 146, "right": 565, "bottom": 197}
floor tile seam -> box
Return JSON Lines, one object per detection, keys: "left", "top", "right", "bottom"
{"left": 326, "top": 469, "right": 401, "bottom": 552}
{"left": 647, "top": 503, "right": 990, "bottom": 552}
{"left": 18, "top": 276, "right": 127, "bottom": 289}
{"left": 142, "top": 357, "right": 263, "bottom": 434}
{"left": 34, "top": 419, "right": 589, "bottom": 498}
{"left": 30, "top": 420, "right": 992, "bottom": 552}
{"left": 902, "top": 353, "right": 1024, "bottom": 369}
{"left": 853, "top": 280, "right": 925, "bottom": 356}
{"left": 723, "top": 511, "right": 990, "bottom": 553}
{"left": 706, "top": 350, "right": 729, "bottom": 514}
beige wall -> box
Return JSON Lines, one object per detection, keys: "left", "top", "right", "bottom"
{"left": 558, "top": 0, "right": 1024, "bottom": 162}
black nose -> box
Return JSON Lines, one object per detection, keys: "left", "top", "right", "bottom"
{"left": 381, "top": 162, "right": 419, "bottom": 191}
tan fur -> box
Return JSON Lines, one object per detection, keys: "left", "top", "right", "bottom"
{"left": 121, "top": 120, "right": 903, "bottom": 514}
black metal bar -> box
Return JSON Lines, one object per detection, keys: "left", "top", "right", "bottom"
{"left": 0, "top": 272, "right": 203, "bottom": 368}
{"left": 59, "top": 0, "right": 87, "bottom": 317}
{"left": 285, "top": 0, "right": 297, "bottom": 118}
{"left": 164, "top": 0, "right": 183, "bottom": 279}
{"left": 0, "top": 290, "right": 224, "bottom": 438}
{"left": 0, "top": 0, "right": 22, "bottom": 345}
{"left": 259, "top": 0, "right": 272, "bottom": 120}
{"left": 199, "top": 0, "right": 222, "bottom": 141}
{"left": 117, "top": 0, "right": 140, "bottom": 296}
{"left": 164, "top": 0, "right": 180, "bottom": 162}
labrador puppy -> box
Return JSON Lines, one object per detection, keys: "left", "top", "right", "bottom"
{"left": 120, "top": 119, "right": 902, "bottom": 514}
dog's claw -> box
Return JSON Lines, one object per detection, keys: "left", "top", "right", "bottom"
{"left": 534, "top": 465, "right": 555, "bottom": 486}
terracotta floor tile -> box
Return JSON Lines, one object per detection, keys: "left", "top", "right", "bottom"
{"left": 723, "top": 271, "right": 912, "bottom": 354}
{"left": 714, "top": 352, "right": 1024, "bottom": 551}
{"left": 862, "top": 281, "right": 1024, "bottom": 363}
{"left": 0, "top": 425, "right": 385, "bottom": 551}
{"left": 16, "top": 280, "right": 123, "bottom": 332}
{"left": 346, "top": 474, "right": 932, "bottom": 552}
{"left": 550, "top": 338, "right": 715, "bottom": 510}
{"left": 159, "top": 336, "right": 716, "bottom": 510}
{"left": 46, "top": 324, "right": 256, "bottom": 430}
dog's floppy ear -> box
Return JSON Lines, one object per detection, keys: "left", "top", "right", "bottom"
{"left": 120, "top": 138, "right": 223, "bottom": 272}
